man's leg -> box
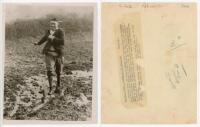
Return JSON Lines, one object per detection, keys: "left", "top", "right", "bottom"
{"left": 54, "top": 57, "right": 63, "bottom": 94}
{"left": 47, "top": 72, "right": 53, "bottom": 94}
{"left": 45, "top": 54, "right": 55, "bottom": 95}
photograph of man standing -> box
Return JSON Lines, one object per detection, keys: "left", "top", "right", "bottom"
{"left": 34, "top": 18, "right": 64, "bottom": 95}
{"left": 4, "top": 4, "right": 95, "bottom": 121}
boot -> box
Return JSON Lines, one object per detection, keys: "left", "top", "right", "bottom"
{"left": 48, "top": 75, "right": 53, "bottom": 95}
{"left": 55, "top": 74, "right": 61, "bottom": 94}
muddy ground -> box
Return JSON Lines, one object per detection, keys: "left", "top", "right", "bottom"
{"left": 4, "top": 37, "right": 93, "bottom": 121}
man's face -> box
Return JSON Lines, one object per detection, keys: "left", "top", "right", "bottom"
{"left": 50, "top": 21, "right": 58, "bottom": 31}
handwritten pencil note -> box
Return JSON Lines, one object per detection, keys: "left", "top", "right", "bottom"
{"left": 102, "top": 3, "right": 196, "bottom": 124}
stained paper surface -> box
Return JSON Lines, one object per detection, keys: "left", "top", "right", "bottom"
{"left": 102, "top": 3, "right": 197, "bottom": 123}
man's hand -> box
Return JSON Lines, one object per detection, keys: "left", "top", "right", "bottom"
{"left": 34, "top": 42, "right": 38, "bottom": 45}
{"left": 48, "top": 35, "right": 55, "bottom": 40}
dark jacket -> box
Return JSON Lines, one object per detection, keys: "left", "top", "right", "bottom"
{"left": 37, "top": 28, "right": 65, "bottom": 57}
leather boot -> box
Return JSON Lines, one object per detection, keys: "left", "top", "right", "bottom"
{"left": 48, "top": 75, "right": 53, "bottom": 95}
{"left": 55, "top": 74, "right": 61, "bottom": 94}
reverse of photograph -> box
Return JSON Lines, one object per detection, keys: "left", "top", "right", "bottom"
{"left": 3, "top": 3, "right": 97, "bottom": 123}
{"left": 102, "top": 3, "right": 197, "bottom": 123}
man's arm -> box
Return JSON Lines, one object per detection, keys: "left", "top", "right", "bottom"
{"left": 35, "top": 30, "right": 49, "bottom": 45}
{"left": 52, "top": 29, "right": 65, "bottom": 45}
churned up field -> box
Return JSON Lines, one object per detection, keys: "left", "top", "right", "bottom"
{"left": 4, "top": 14, "right": 94, "bottom": 121}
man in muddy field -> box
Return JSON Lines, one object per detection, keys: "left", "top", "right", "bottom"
{"left": 34, "top": 18, "right": 64, "bottom": 95}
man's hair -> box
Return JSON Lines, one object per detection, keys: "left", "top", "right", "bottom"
{"left": 51, "top": 18, "right": 58, "bottom": 22}
{"left": 50, "top": 18, "right": 62, "bottom": 24}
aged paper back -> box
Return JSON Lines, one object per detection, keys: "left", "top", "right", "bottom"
{"left": 102, "top": 3, "right": 196, "bottom": 123}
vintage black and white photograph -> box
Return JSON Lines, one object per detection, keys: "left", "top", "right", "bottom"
{"left": 3, "top": 3, "right": 96, "bottom": 122}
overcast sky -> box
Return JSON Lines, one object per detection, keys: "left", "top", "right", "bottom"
{"left": 5, "top": 4, "right": 94, "bottom": 23}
